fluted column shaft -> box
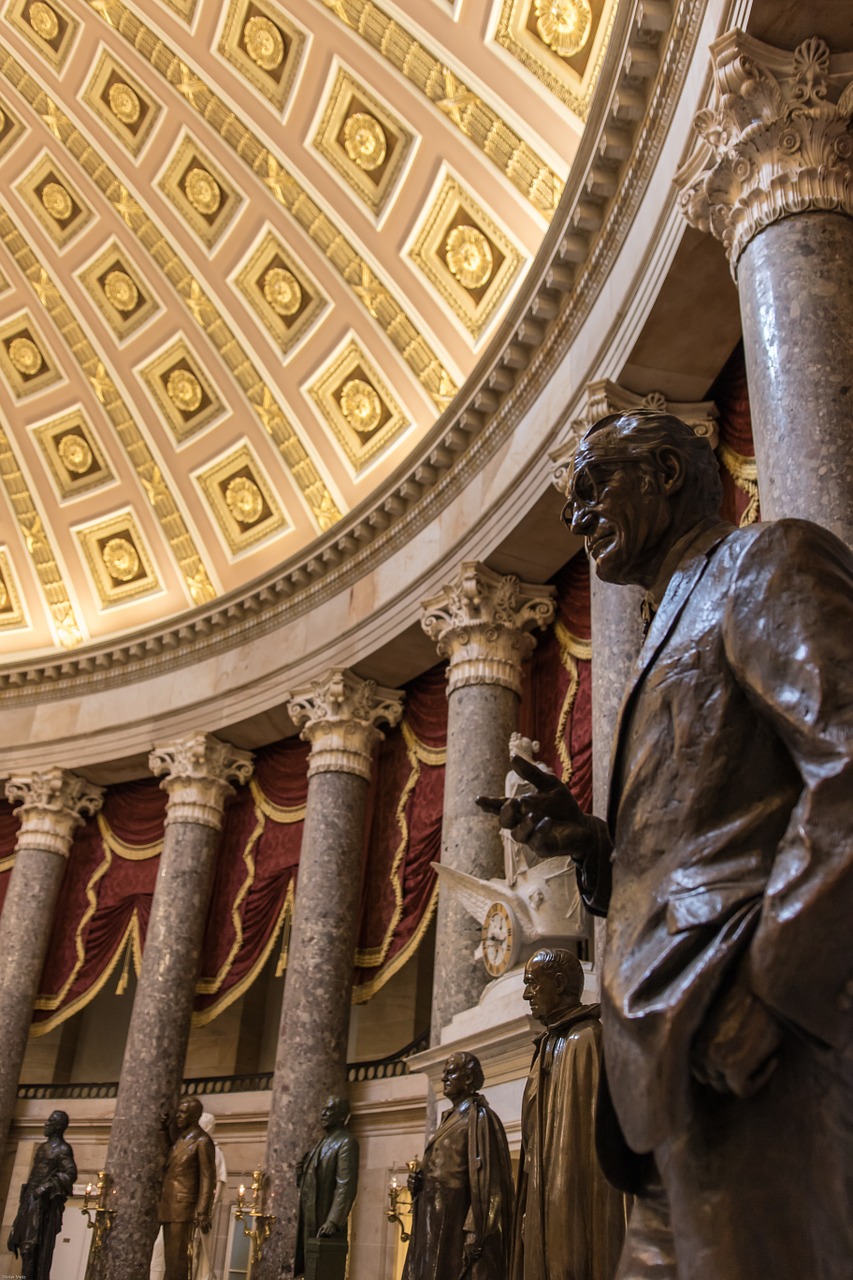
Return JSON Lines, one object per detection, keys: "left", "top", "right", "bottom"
{"left": 421, "top": 562, "right": 555, "bottom": 1041}
{"left": 88, "top": 734, "right": 252, "bottom": 1280}
{"left": 678, "top": 30, "right": 853, "bottom": 545}
{"left": 0, "top": 770, "right": 103, "bottom": 1147}
{"left": 255, "top": 670, "right": 403, "bottom": 1280}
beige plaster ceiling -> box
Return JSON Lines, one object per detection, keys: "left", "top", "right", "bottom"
{"left": 0, "top": 0, "right": 618, "bottom": 657}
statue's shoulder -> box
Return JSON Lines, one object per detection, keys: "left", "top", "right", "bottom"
{"left": 725, "top": 518, "right": 853, "bottom": 594}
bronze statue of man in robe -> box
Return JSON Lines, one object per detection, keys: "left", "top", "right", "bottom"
{"left": 481, "top": 409, "right": 853, "bottom": 1279}
{"left": 511, "top": 948, "right": 628, "bottom": 1280}
{"left": 403, "top": 1052, "right": 513, "bottom": 1280}
{"left": 8, "top": 1109, "right": 77, "bottom": 1280}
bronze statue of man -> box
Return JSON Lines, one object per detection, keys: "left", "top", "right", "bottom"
{"left": 512, "top": 948, "right": 628, "bottom": 1280}
{"left": 158, "top": 1096, "right": 215, "bottom": 1280}
{"left": 481, "top": 409, "right": 853, "bottom": 1279}
{"left": 403, "top": 1051, "right": 513, "bottom": 1280}
{"left": 294, "top": 1095, "right": 359, "bottom": 1278}
{"left": 8, "top": 1109, "right": 77, "bottom": 1280}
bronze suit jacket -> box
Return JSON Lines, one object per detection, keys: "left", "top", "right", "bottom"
{"left": 294, "top": 1126, "right": 359, "bottom": 1276}
{"left": 158, "top": 1128, "right": 215, "bottom": 1224}
{"left": 582, "top": 518, "right": 853, "bottom": 1155}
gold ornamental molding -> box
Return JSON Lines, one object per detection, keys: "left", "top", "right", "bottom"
{"left": 81, "top": 0, "right": 458, "bottom": 410}
{"left": 314, "top": 0, "right": 564, "bottom": 218}
{"left": 0, "top": 547, "right": 27, "bottom": 632}
{"left": 0, "top": 0, "right": 705, "bottom": 693}
{"left": 309, "top": 336, "right": 409, "bottom": 473}
{"left": 676, "top": 31, "right": 853, "bottom": 276}
{"left": 76, "top": 509, "right": 160, "bottom": 606}
{"left": 0, "top": 203, "right": 217, "bottom": 607}
{"left": 5, "top": 0, "right": 78, "bottom": 71}
{"left": 0, "top": 418, "right": 83, "bottom": 648}
{"left": 218, "top": 0, "right": 305, "bottom": 111}
{"left": 15, "top": 152, "right": 92, "bottom": 248}
{"left": 140, "top": 338, "right": 225, "bottom": 444}
{"left": 34, "top": 408, "right": 114, "bottom": 499}
{"left": 0, "top": 47, "right": 342, "bottom": 534}
{"left": 197, "top": 442, "right": 288, "bottom": 555}
{"left": 495, "top": 0, "right": 618, "bottom": 117}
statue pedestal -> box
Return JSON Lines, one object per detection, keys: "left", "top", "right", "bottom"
{"left": 304, "top": 1236, "right": 348, "bottom": 1280}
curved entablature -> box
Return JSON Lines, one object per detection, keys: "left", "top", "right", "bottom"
{"left": 0, "top": 0, "right": 736, "bottom": 769}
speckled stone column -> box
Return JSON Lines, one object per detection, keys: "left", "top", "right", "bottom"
{"left": 589, "top": 576, "right": 644, "bottom": 816}
{"left": 421, "top": 563, "right": 555, "bottom": 1042}
{"left": 254, "top": 670, "right": 403, "bottom": 1280}
{"left": 0, "top": 769, "right": 103, "bottom": 1147}
{"left": 87, "top": 734, "right": 252, "bottom": 1280}
{"left": 677, "top": 29, "right": 853, "bottom": 544}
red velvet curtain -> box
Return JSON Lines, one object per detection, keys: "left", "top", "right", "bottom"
{"left": 712, "top": 343, "right": 759, "bottom": 526}
{"left": 0, "top": 798, "right": 17, "bottom": 917}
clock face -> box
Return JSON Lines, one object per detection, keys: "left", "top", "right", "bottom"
{"left": 481, "top": 901, "right": 518, "bottom": 977}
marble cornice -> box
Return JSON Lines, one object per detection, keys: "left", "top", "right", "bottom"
{"left": 0, "top": 0, "right": 713, "bottom": 705}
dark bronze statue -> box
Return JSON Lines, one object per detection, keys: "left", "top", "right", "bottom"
{"left": 512, "top": 948, "right": 628, "bottom": 1280}
{"left": 158, "top": 1096, "right": 215, "bottom": 1280}
{"left": 479, "top": 409, "right": 853, "bottom": 1279}
{"left": 8, "top": 1109, "right": 77, "bottom": 1280}
{"left": 403, "top": 1051, "right": 513, "bottom": 1280}
{"left": 294, "top": 1095, "right": 359, "bottom": 1279}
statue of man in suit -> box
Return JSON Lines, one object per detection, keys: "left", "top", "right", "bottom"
{"left": 158, "top": 1097, "right": 215, "bottom": 1280}
{"left": 7, "top": 1109, "right": 76, "bottom": 1280}
{"left": 481, "top": 409, "right": 853, "bottom": 1280}
{"left": 294, "top": 1095, "right": 359, "bottom": 1278}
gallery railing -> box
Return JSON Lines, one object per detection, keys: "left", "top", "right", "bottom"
{"left": 16, "top": 1028, "right": 430, "bottom": 1101}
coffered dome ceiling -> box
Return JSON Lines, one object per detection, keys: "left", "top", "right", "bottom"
{"left": 0, "top": 0, "right": 618, "bottom": 657}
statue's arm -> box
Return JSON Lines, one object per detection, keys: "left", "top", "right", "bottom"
{"left": 323, "top": 1135, "right": 360, "bottom": 1233}
{"left": 723, "top": 520, "right": 853, "bottom": 1051}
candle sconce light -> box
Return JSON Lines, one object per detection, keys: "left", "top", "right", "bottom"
{"left": 81, "top": 1170, "right": 115, "bottom": 1253}
{"left": 385, "top": 1157, "right": 421, "bottom": 1243}
{"left": 235, "top": 1168, "right": 275, "bottom": 1264}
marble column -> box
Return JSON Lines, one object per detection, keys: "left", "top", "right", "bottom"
{"left": 420, "top": 563, "right": 555, "bottom": 1041}
{"left": 254, "top": 669, "right": 403, "bottom": 1280}
{"left": 0, "top": 769, "right": 103, "bottom": 1147}
{"left": 87, "top": 734, "right": 252, "bottom": 1280}
{"left": 677, "top": 30, "right": 853, "bottom": 544}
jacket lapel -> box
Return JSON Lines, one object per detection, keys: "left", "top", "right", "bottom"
{"left": 606, "top": 523, "right": 732, "bottom": 831}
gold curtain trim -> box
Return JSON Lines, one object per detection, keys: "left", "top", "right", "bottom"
{"left": 0, "top": 853, "right": 15, "bottom": 874}
{"left": 195, "top": 810, "right": 265, "bottom": 995}
{"left": 719, "top": 443, "right": 759, "bottom": 527}
{"left": 553, "top": 620, "right": 590, "bottom": 782}
{"left": 33, "top": 826, "right": 114, "bottom": 1013}
{"left": 99, "top": 812, "right": 163, "bottom": 861}
{"left": 352, "top": 882, "right": 439, "bottom": 1004}
{"left": 31, "top": 911, "right": 142, "bottom": 1036}
{"left": 191, "top": 883, "right": 294, "bottom": 1027}
{"left": 250, "top": 777, "right": 306, "bottom": 823}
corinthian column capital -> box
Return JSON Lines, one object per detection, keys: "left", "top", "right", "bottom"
{"left": 149, "top": 733, "right": 253, "bottom": 829}
{"left": 420, "top": 562, "right": 556, "bottom": 695}
{"left": 5, "top": 768, "right": 104, "bottom": 857}
{"left": 287, "top": 669, "right": 404, "bottom": 780}
{"left": 676, "top": 30, "right": 853, "bottom": 274}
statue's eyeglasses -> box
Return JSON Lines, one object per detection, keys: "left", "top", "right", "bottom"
{"left": 560, "top": 462, "right": 617, "bottom": 528}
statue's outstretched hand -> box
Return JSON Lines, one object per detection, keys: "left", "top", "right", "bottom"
{"left": 477, "top": 754, "right": 607, "bottom": 863}
{"left": 407, "top": 1168, "right": 424, "bottom": 1198}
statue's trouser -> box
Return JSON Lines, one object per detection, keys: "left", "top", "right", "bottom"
{"left": 618, "top": 1034, "right": 853, "bottom": 1280}
{"left": 162, "top": 1221, "right": 194, "bottom": 1280}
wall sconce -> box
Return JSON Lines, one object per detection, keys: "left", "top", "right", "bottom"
{"left": 385, "top": 1158, "right": 421, "bottom": 1243}
{"left": 235, "top": 1168, "right": 275, "bottom": 1265}
{"left": 81, "top": 1170, "right": 115, "bottom": 1252}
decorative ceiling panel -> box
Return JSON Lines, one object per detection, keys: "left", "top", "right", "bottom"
{"left": 0, "top": 0, "right": 620, "bottom": 657}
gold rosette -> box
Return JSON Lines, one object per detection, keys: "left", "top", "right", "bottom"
{"left": 184, "top": 168, "right": 222, "bottom": 216}
{"left": 8, "top": 337, "right": 43, "bottom": 376}
{"left": 41, "top": 181, "right": 73, "bottom": 221}
{"left": 166, "top": 368, "right": 203, "bottom": 413}
{"left": 263, "top": 267, "right": 302, "bottom": 317}
{"left": 108, "top": 82, "right": 142, "bottom": 126}
{"left": 244, "top": 15, "right": 284, "bottom": 70}
{"left": 445, "top": 224, "right": 494, "bottom": 289}
{"left": 343, "top": 113, "right": 387, "bottom": 172}
{"left": 104, "top": 270, "right": 139, "bottom": 313}
{"left": 340, "top": 378, "right": 382, "bottom": 434}
{"left": 28, "top": 1, "right": 59, "bottom": 40}
{"left": 58, "top": 433, "right": 93, "bottom": 475}
{"left": 225, "top": 476, "right": 264, "bottom": 525}
{"left": 102, "top": 537, "right": 140, "bottom": 582}
{"left": 534, "top": 0, "right": 593, "bottom": 58}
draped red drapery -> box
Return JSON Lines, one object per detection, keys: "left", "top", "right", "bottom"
{"left": 15, "top": 555, "right": 593, "bottom": 1034}
{"left": 713, "top": 343, "right": 759, "bottom": 527}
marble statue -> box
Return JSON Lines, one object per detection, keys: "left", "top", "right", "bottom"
{"left": 158, "top": 1097, "right": 215, "bottom": 1280}
{"left": 479, "top": 408, "right": 853, "bottom": 1279}
{"left": 511, "top": 947, "right": 628, "bottom": 1280}
{"left": 7, "top": 1109, "right": 77, "bottom": 1280}
{"left": 294, "top": 1095, "right": 359, "bottom": 1279}
{"left": 402, "top": 1051, "right": 513, "bottom": 1280}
